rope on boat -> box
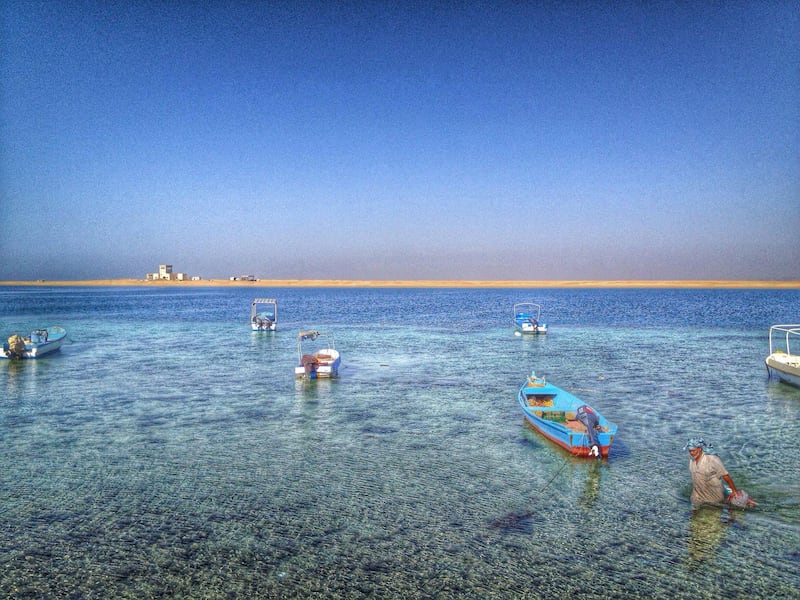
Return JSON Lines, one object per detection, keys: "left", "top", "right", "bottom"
{"left": 540, "top": 456, "right": 571, "bottom": 492}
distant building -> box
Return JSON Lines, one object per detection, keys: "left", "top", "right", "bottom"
{"left": 145, "top": 263, "right": 193, "bottom": 281}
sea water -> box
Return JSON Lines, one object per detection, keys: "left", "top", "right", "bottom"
{"left": 1, "top": 286, "right": 798, "bottom": 598}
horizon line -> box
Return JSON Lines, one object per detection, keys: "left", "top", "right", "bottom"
{"left": 1, "top": 278, "right": 799, "bottom": 289}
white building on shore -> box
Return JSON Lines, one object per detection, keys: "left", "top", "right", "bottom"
{"left": 146, "top": 264, "right": 193, "bottom": 281}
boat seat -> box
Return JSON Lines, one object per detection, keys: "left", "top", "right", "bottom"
{"left": 527, "top": 401, "right": 553, "bottom": 408}
{"left": 565, "top": 420, "right": 587, "bottom": 432}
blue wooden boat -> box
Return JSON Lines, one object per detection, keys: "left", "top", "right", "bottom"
{"left": 2, "top": 326, "right": 67, "bottom": 359}
{"left": 518, "top": 372, "right": 616, "bottom": 458}
{"left": 513, "top": 302, "right": 548, "bottom": 335}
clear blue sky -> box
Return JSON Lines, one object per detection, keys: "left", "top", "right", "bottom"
{"left": 1, "top": 2, "right": 798, "bottom": 281}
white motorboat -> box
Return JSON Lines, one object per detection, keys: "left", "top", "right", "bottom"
{"left": 294, "top": 330, "right": 340, "bottom": 379}
{"left": 2, "top": 326, "right": 67, "bottom": 359}
{"left": 765, "top": 324, "right": 800, "bottom": 388}
{"left": 251, "top": 298, "right": 277, "bottom": 331}
{"left": 513, "top": 302, "right": 548, "bottom": 335}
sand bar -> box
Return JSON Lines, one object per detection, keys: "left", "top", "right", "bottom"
{"left": 1, "top": 279, "right": 798, "bottom": 289}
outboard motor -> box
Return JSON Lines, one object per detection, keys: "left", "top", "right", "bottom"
{"left": 576, "top": 405, "right": 601, "bottom": 458}
{"left": 6, "top": 334, "right": 26, "bottom": 359}
{"left": 301, "top": 354, "right": 319, "bottom": 377}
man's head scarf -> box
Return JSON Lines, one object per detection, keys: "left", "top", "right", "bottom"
{"left": 683, "top": 438, "right": 717, "bottom": 455}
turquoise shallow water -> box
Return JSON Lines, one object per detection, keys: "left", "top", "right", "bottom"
{"left": 1, "top": 287, "right": 799, "bottom": 598}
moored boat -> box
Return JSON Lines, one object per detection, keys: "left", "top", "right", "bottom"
{"left": 251, "top": 298, "right": 278, "bottom": 331}
{"left": 517, "top": 372, "right": 616, "bottom": 458}
{"left": 513, "top": 302, "right": 548, "bottom": 335}
{"left": 294, "top": 330, "right": 340, "bottom": 379}
{"left": 765, "top": 324, "right": 800, "bottom": 388}
{"left": 2, "top": 326, "right": 67, "bottom": 359}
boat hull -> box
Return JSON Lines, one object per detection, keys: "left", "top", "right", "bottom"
{"left": 521, "top": 416, "right": 613, "bottom": 458}
{"left": 516, "top": 322, "right": 548, "bottom": 335}
{"left": 766, "top": 354, "right": 800, "bottom": 388}
{"left": 517, "top": 377, "right": 616, "bottom": 458}
{"left": 251, "top": 322, "right": 276, "bottom": 331}
{"left": 1, "top": 326, "right": 67, "bottom": 359}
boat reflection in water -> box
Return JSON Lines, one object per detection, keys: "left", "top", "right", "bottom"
{"left": 579, "top": 460, "right": 603, "bottom": 509}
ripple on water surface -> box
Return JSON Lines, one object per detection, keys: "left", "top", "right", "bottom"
{"left": 1, "top": 287, "right": 799, "bottom": 597}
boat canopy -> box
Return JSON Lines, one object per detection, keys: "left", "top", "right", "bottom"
{"left": 250, "top": 298, "right": 278, "bottom": 327}
{"left": 252, "top": 298, "right": 277, "bottom": 306}
{"left": 769, "top": 324, "right": 800, "bottom": 354}
{"left": 251, "top": 298, "right": 277, "bottom": 314}
{"left": 514, "top": 302, "right": 542, "bottom": 317}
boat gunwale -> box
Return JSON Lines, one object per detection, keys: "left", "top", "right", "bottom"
{"left": 519, "top": 401, "right": 617, "bottom": 438}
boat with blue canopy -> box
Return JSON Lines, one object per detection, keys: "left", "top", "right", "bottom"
{"left": 251, "top": 298, "right": 277, "bottom": 331}
{"left": 517, "top": 372, "right": 616, "bottom": 459}
{"left": 513, "top": 302, "right": 548, "bottom": 335}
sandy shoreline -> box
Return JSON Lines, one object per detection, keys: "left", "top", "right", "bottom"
{"left": 1, "top": 278, "right": 798, "bottom": 289}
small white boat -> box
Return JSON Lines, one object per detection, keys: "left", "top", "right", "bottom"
{"left": 294, "top": 330, "right": 340, "bottom": 379}
{"left": 765, "top": 324, "right": 800, "bottom": 388}
{"left": 2, "top": 326, "right": 67, "bottom": 359}
{"left": 513, "top": 302, "right": 548, "bottom": 335}
{"left": 251, "top": 298, "right": 277, "bottom": 331}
